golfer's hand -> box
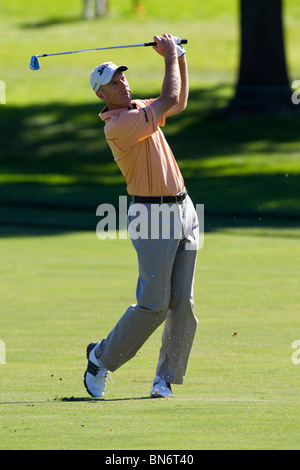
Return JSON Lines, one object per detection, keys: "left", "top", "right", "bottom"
{"left": 152, "top": 34, "right": 177, "bottom": 59}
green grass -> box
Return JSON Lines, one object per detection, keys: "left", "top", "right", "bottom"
{"left": 1, "top": 2, "right": 240, "bottom": 104}
{"left": 0, "top": 227, "right": 299, "bottom": 450}
{"left": 1, "top": 0, "right": 300, "bottom": 225}
{"left": 0, "top": 0, "right": 300, "bottom": 450}
{"left": 1, "top": 0, "right": 300, "bottom": 105}
{"left": 1, "top": 97, "right": 300, "bottom": 226}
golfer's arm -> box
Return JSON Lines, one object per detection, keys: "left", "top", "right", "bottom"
{"left": 165, "top": 54, "right": 189, "bottom": 117}
{"left": 150, "top": 54, "right": 180, "bottom": 121}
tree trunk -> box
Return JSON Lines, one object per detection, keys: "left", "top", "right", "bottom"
{"left": 226, "top": 0, "right": 293, "bottom": 117}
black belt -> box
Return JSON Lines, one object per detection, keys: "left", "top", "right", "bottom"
{"left": 132, "top": 189, "right": 187, "bottom": 204}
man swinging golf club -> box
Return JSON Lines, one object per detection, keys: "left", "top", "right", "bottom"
{"left": 84, "top": 33, "right": 199, "bottom": 398}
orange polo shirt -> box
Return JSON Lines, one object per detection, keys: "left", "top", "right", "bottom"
{"left": 99, "top": 99, "right": 185, "bottom": 197}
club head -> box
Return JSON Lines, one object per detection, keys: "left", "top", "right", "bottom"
{"left": 30, "top": 55, "right": 40, "bottom": 70}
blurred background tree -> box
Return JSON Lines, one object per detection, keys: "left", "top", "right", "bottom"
{"left": 227, "top": 0, "right": 294, "bottom": 117}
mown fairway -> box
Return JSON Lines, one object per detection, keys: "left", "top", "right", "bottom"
{"left": 0, "top": 228, "right": 299, "bottom": 450}
{"left": 0, "top": 0, "right": 300, "bottom": 450}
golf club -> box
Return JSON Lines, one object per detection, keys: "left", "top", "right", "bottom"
{"left": 30, "top": 38, "right": 188, "bottom": 70}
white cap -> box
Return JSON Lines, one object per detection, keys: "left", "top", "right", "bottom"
{"left": 90, "top": 62, "right": 128, "bottom": 93}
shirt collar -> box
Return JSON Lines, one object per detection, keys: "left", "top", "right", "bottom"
{"left": 99, "top": 101, "right": 137, "bottom": 122}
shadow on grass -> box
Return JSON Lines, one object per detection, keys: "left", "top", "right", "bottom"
{"left": 20, "top": 15, "right": 84, "bottom": 29}
{"left": 60, "top": 396, "right": 152, "bottom": 402}
{"left": 0, "top": 86, "right": 299, "bottom": 236}
{"left": 0, "top": 396, "right": 152, "bottom": 404}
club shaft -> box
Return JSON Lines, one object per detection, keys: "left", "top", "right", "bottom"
{"left": 36, "top": 39, "right": 188, "bottom": 58}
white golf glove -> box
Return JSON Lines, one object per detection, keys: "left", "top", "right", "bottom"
{"left": 172, "top": 36, "right": 186, "bottom": 58}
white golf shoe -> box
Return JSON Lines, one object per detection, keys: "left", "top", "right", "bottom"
{"left": 84, "top": 342, "right": 109, "bottom": 398}
{"left": 150, "top": 376, "right": 172, "bottom": 398}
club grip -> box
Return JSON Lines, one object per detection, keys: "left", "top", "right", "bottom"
{"left": 145, "top": 38, "right": 188, "bottom": 47}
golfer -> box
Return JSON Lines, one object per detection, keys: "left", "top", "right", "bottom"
{"left": 84, "top": 33, "right": 199, "bottom": 398}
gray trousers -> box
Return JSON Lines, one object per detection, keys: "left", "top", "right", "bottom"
{"left": 96, "top": 195, "right": 199, "bottom": 384}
